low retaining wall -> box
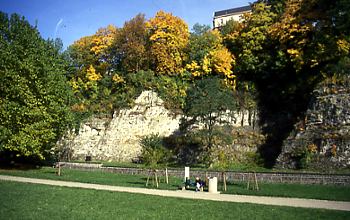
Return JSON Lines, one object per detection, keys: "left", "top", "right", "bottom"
{"left": 61, "top": 163, "right": 350, "bottom": 186}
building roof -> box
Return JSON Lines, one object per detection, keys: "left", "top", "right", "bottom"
{"left": 214, "top": 5, "right": 251, "bottom": 17}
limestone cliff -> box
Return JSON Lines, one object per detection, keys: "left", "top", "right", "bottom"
{"left": 276, "top": 79, "right": 350, "bottom": 169}
{"left": 58, "top": 90, "right": 258, "bottom": 162}
{"left": 59, "top": 91, "right": 181, "bottom": 161}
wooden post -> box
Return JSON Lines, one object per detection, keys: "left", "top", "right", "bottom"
{"left": 155, "top": 170, "right": 159, "bottom": 188}
{"left": 146, "top": 170, "right": 151, "bottom": 186}
{"left": 57, "top": 162, "right": 61, "bottom": 176}
{"left": 254, "top": 172, "right": 259, "bottom": 191}
{"left": 165, "top": 168, "right": 169, "bottom": 184}
{"left": 247, "top": 173, "right": 250, "bottom": 190}
{"left": 223, "top": 172, "right": 227, "bottom": 191}
{"left": 146, "top": 169, "right": 160, "bottom": 188}
{"left": 247, "top": 172, "right": 259, "bottom": 190}
{"left": 57, "top": 152, "right": 61, "bottom": 176}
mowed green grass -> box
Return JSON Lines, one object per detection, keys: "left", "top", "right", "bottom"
{"left": 0, "top": 167, "right": 183, "bottom": 190}
{"left": 222, "top": 182, "right": 350, "bottom": 201}
{"left": 0, "top": 181, "right": 349, "bottom": 220}
{"left": 1, "top": 167, "right": 350, "bottom": 201}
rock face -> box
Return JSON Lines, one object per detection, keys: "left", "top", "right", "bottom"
{"left": 276, "top": 80, "right": 350, "bottom": 169}
{"left": 59, "top": 91, "right": 258, "bottom": 162}
{"left": 63, "top": 91, "right": 181, "bottom": 161}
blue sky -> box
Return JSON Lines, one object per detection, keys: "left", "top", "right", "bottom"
{"left": 0, "top": 0, "right": 251, "bottom": 48}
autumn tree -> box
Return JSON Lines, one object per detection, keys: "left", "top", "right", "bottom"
{"left": 268, "top": 0, "right": 350, "bottom": 74}
{"left": 69, "top": 25, "right": 117, "bottom": 82}
{"left": 67, "top": 25, "right": 119, "bottom": 113}
{"left": 0, "top": 13, "right": 74, "bottom": 162}
{"left": 146, "top": 11, "right": 189, "bottom": 75}
{"left": 225, "top": 1, "right": 350, "bottom": 167}
{"left": 111, "top": 14, "right": 148, "bottom": 73}
{"left": 68, "top": 35, "right": 100, "bottom": 102}
{"left": 186, "top": 24, "right": 236, "bottom": 87}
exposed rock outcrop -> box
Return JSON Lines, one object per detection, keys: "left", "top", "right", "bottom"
{"left": 58, "top": 91, "right": 259, "bottom": 162}
{"left": 276, "top": 79, "right": 350, "bottom": 169}
{"left": 60, "top": 91, "right": 181, "bottom": 161}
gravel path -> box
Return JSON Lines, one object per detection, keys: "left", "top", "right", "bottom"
{"left": 1, "top": 175, "right": 349, "bottom": 211}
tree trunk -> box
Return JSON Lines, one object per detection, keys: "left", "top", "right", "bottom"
{"left": 252, "top": 111, "right": 256, "bottom": 129}
{"left": 248, "top": 109, "right": 252, "bottom": 126}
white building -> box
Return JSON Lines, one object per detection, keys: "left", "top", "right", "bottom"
{"left": 213, "top": 5, "right": 251, "bottom": 29}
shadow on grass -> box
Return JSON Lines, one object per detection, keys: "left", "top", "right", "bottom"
{"left": 41, "top": 169, "right": 57, "bottom": 174}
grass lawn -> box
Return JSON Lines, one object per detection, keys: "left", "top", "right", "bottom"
{"left": 0, "top": 181, "right": 349, "bottom": 220}
{"left": 0, "top": 167, "right": 182, "bottom": 190}
{"left": 222, "top": 181, "right": 350, "bottom": 201}
{"left": 0, "top": 167, "right": 349, "bottom": 201}
{"left": 70, "top": 160, "right": 350, "bottom": 174}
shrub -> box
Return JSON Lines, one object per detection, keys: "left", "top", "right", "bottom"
{"left": 140, "top": 134, "right": 170, "bottom": 168}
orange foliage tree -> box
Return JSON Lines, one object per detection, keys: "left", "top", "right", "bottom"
{"left": 112, "top": 14, "right": 148, "bottom": 73}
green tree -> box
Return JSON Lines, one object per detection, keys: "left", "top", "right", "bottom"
{"left": 215, "top": 150, "right": 229, "bottom": 191}
{"left": 183, "top": 77, "right": 236, "bottom": 165}
{"left": 140, "top": 134, "right": 169, "bottom": 168}
{"left": 0, "top": 13, "right": 74, "bottom": 162}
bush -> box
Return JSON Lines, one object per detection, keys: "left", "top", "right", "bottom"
{"left": 140, "top": 134, "right": 170, "bottom": 168}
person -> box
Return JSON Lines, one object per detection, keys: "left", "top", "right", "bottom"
{"left": 195, "top": 177, "right": 201, "bottom": 192}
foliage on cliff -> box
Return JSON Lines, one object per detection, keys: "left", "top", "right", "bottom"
{"left": 66, "top": 11, "right": 238, "bottom": 115}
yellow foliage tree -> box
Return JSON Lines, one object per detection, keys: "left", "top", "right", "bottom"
{"left": 112, "top": 73, "right": 125, "bottom": 84}
{"left": 209, "top": 47, "right": 235, "bottom": 79}
{"left": 68, "top": 25, "right": 117, "bottom": 100}
{"left": 268, "top": 0, "right": 350, "bottom": 72}
{"left": 86, "top": 65, "right": 102, "bottom": 81}
{"left": 186, "top": 28, "right": 236, "bottom": 87}
{"left": 146, "top": 10, "right": 189, "bottom": 75}
{"left": 91, "top": 25, "right": 117, "bottom": 58}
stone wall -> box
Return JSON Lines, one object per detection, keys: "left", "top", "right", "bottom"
{"left": 276, "top": 79, "right": 350, "bottom": 169}
{"left": 58, "top": 91, "right": 259, "bottom": 162}
{"left": 61, "top": 163, "right": 350, "bottom": 185}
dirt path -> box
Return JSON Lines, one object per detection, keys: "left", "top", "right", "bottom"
{"left": 1, "top": 175, "right": 349, "bottom": 211}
